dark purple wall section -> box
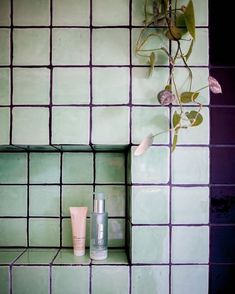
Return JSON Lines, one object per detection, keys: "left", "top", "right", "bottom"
{"left": 209, "top": 265, "right": 235, "bottom": 294}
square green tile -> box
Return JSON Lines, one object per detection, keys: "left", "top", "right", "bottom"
{"left": 0, "top": 0, "right": 10, "bottom": 25}
{"left": 62, "top": 153, "right": 93, "bottom": 184}
{"left": 53, "top": 249, "right": 90, "bottom": 264}
{"left": 92, "top": 107, "right": 130, "bottom": 144}
{"left": 62, "top": 219, "right": 90, "bottom": 247}
{"left": 13, "top": 68, "right": 50, "bottom": 105}
{"left": 92, "top": 266, "right": 129, "bottom": 294}
{"left": 0, "top": 266, "right": 9, "bottom": 294}
{"left": 62, "top": 185, "right": 93, "bottom": 216}
{"left": 132, "top": 266, "right": 169, "bottom": 294}
{"left": 132, "top": 226, "right": 169, "bottom": 263}
{"left": 92, "top": 249, "right": 128, "bottom": 265}
{"left": 29, "top": 153, "right": 60, "bottom": 184}
{"left": 52, "top": 107, "right": 90, "bottom": 144}
{"left": 29, "top": 185, "right": 60, "bottom": 216}
{"left": 52, "top": 265, "right": 89, "bottom": 294}
{"left": 53, "top": 0, "right": 89, "bottom": 26}
{"left": 13, "top": 0, "right": 50, "bottom": 25}
{"left": 0, "top": 107, "right": 10, "bottom": 144}
{"left": 95, "top": 153, "right": 125, "bottom": 184}
{"left": 12, "top": 266, "right": 49, "bottom": 294}
{"left": 92, "top": 29, "right": 129, "bottom": 65}
{"left": 108, "top": 219, "right": 125, "bottom": 247}
{"left": 15, "top": 249, "right": 58, "bottom": 265}
{"left": 29, "top": 218, "right": 60, "bottom": 247}
{"left": 132, "top": 0, "right": 150, "bottom": 26}
{"left": 92, "top": 67, "right": 129, "bottom": 104}
{"left": 0, "top": 219, "right": 27, "bottom": 246}
{"left": 53, "top": 68, "right": 90, "bottom": 104}
{"left": 12, "top": 107, "right": 49, "bottom": 145}
{"left": 131, "top": 186, "right": 169, "bottom": 224}
{"left": 0, "top": 185, "right": 27, "bottom": 216}
{"left": 13, "top": 29, "right": 50, "bottom": 65}
{"left": 0, "top": 29, "right": 10, "bottom": 65}
{"left": 131, "top": 146, "right": 170, "bottom": 184}
{"left": 0, "top": 153, "right": 27, "bottom": 184}
{"left": 95, "top": 185, "right": 126, "bottom": 217}
{"left": 0, "top": 68, "right": 10, "bottom": 105}
{"left": 52, "top": 29, "right": 89, "bottom": 65}
{"left": 0, "top": 249, "right": 24, "bottom": 264}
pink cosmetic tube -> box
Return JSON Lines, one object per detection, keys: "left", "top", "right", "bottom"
{"left": 69, "top": 207, "right": 88, "bottom": 256}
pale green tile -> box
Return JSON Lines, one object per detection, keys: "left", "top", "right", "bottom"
{"left": 132, "top": 186, "right": 169, "bottom": 224}
{"left": 0, "top": 0, "right": 10, "bottom": 25}
{"left": 0, "top": 68, "right": 10, "bottom": 105}
{"left": 93, "top": 29, "right": 129, "bottom": 65}
{"left": 0, "top": 249, "right": 24, "bottom": 264}
{"left": 52, "top": 107, "right": 90, "bottom": 144}
{"left": 92, "top": 68, "right": 129, "bottom": 104}
{"left": 13, "top": 0, "right": 50, "bottom": 25}
{"left": 92, "top": 249, "right": 128, "bottom": 264}
{"left": 62, "top": 185, "right": 93, "bottom": 216}
{"left": 29, "top": 218, "right": 60, "bottom": 247}
{"left": 12, "top": 266, "right": 49, "bottom": 294}
{"left": 172, "top": 187, "right": 209, "bottom": 224}
{"left": 132, "top": 266, "right": 169, "bottom": 294}
{"left": 12, "top": 107, "right": 49, "bottom": 145}
{"left": 13, "top": 29, "right": 50, "bottom": 65}
{"left": 15, "top": 249, "right": 57, "bottom": 264}
{"left": 132, "top": 0, "right": 149, "bottom": 26}
{"left": 0, "top": 107, "right": 10, "bottom": 144}
{"left": 62, "top": 153, "right": 93, "bottom": 183}
{"left": 52, "top": 28, "right": 89, "bottom": 65}
{"left": 62, "top": 219, "right": 90, "bottom": 247}
{"left": 0, "top": 219, "right": 27, "bottom": 246}
{"left": 29, "top": 153, "right": 60, "bottom": 184}
{"left": 0, "top": 186, "right": 27, "bottom": 216}
{"left": 108, "top": 219, "right": 125, "bottom": 247}
{"left": 172, "top": 226, "right": 209, "bottom": 263}
{"left": 131, "top": 146, "right": 170, "bottom": 184}
{"left": 13, "top": 68, "right": 50, "bottom": 105}
{"left": 172, "top": 147, "right": 209, "bottom": 184}
{"left": 53, "top": 0, "right": 89, "bottom": 26}
{"left": 92, "top": 107, "right": 130, "bottom": 144}
{"left": 92, "top": 266, "right": 129, "bottom": 294}
{"left": 29, "top": 185, "right": 60, "bottom": 216}
{"left": 53, "top": 68, "right": 90, "bottom": 104}
{"left": 0, "top": 153, "right": 27, "bottom": 184}
{"left": 53, "top": 249, "right": 90, "bottom": 264}
{"left": 0, "top": 266, "right": 9, "bottom": 294}
{"left": 0, "top": 29, "right": 10, "bottom": 65}
{"left": 132, "top": 226, "right": 169, "bottom": 263}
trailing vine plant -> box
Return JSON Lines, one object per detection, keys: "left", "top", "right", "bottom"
{"left": 134, "top": 0, "right": 222, "bottom": 155}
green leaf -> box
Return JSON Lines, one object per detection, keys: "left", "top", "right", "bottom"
{"left": 165, "top": 84, "right": 171, "bottom": 91}
{"left": 172, "top": 131, "right": 178, "bottom": 152}
{"left": 185, "top": 39, "right": 194, "bottom": 61}
{"left": 173, "top": 111, "right": 181, "bottom": 128}
{"left": 148, "top": 52, "right": 156, "bottom": 77}
{"left": 180, "top": 91, "right": 199, "bottom": 103}
{"left": 185, "top": 110, "right": 203, "bottom": 126}
{"left": 176, "top": 13, "right": 188, "bottom": 36}
{"left": 165, "top": 25, "right": 183, "bottom": 40}
{"left": 184, "top": 0, "right": 196, "bottom": 39}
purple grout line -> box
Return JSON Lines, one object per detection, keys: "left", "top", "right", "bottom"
{"left": 48, "top": 0, "right": 53, "bottom": 146}
{"left": 59, "top": 152, "right": 63, "bottom": 248}
{"left": 26, "top": 152, "right": 30, "bottom": 247}
{"left": 9, "top": 0, "right": 13, "bottom": 145}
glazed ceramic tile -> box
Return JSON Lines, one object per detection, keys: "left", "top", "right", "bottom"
{"left": 0, "top": 0, "right": 10, "bottom": 25}
{"left": 15, "top": 249, "right": 58, "bottom": 264}
{"left": 0, "top": 68, "right": 10, "bottom": 105}
{"left": 0, "top": 29, "right": 10, "bottom": 65}
{"left": 53, "top": 249, "right": 90, "bottom": 264}
{"left": 132, "top": 0, "right": 148, "bottom": 26}
{"left": 108, "top": 219, "right": 125, "bottom": 247}
{"left": 92, "top": 249, "right": 128, "bottom": 264}
{"left": 52, "top": 28, "right": 90, "bottom": 65}
{"left": 0, "top": 219, "right": 27, "bottom": 246}
{"left": 92, "top": 29, "right": 129, "bottom": 65}
{"left": 13, "top": 29, "right": 50, "bottom": 65}
{"left": 0, "top": 249, "right": 24, "bottom": 264}
{"left": 0, "top": 266, "right": 9, "bottom": 294}
{"left": 0, "top": 107, "right": 10, "bottom": 144}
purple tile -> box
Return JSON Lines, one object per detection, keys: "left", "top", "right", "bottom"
{"left": 209, "top": 265, "right": 235, "bottom": 294}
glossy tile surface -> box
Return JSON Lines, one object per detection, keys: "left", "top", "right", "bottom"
{"left": 0, "top": 219, "right": 27, "bottom": 246}
{"left": 0, "top": 107, "right": 10, "bottom": 144}
{"left": 0, "top": 266, "right": 9, "bottom": 294}
{"left": 53, "top": 249, "right": 90, "bottom": 265}
{"left": 0, "top": 249, "right": 24, "bottom": 264}
{"left": 15, "top": 249, "right": 57, "bottom": 264}
{"left": 0, "top": 68, "right": 10, "bottom": 105}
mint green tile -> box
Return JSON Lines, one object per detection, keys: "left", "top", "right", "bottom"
{"left": 15, "top": 249, "right": 57, "bottom": 265}
{"left": 12, "top": 107, "right": 49, "bottom": 145}
{"left": 0, "top": 68, "right": 10, "bottom": 105}
{"left": 52, "top": 29, "right": 89, "bottom": 65}
{"left": 12, "top": 266, "right": 49, "bottom": 294}
{"left": 52, "top": 107, "right": 90, "bottom": 144}
{"left": 0, "top": 0, "right": 10, "bottom": 25}
{"left": 172, "top": 226, "right": 209, "bottom": 263}
{"left": 172, "top": 187, "right": 209, "bottom": 224}
{"left": 132, "top": 226, "right": 169, "bottom": 263}
{"left": 95, "top": 153, "right": 125, "bottom": 184}
{"left": 53, "top": 249, "right": 90, "bottom": 265}
{"left": 13, "top": 0, "right": 50, "bottom": 25}
{"left": 132, "top": 186, "right": 169, "bottom": 224}
{"left": 172, "top": 147, "right": 209, "bottom": 184}
{"left": 93, "top": 29, "right": 129, "bottom": 65}
{"left": 0, "top": 107, "right": 10, "bottom": 144}
{"left": 62, "top": 153, "right": 93, "bottom": 184}
{"left": 0, "top": 153, "right": 27, "bottom": 184}
{"left": 0, "top": 249, "right": 24, "bottom": 264}
{"left": 0, "top": 266, "right": 9, "bottom": 294}
{"left": 53, "top": 0, "right": 89, "bottom": 26}
{"left": 13, "top": 68, "right": 50, "bottom": 105}
{"left": 95, "top": 185, "right": 125, "bottom": 217}
{"left": 0, "top": 219, "right": 27, "bottom": 246}
{"left": 132, "top": 0, "right": 148, "bottom": 26}
{"left": 0, "top": 186, "right": 27, "bottom": 216}
{"left": 108, "top": 219, "right": 125, "bottom": 247}
{"left": 13, "top": 29, "right": 50, "bottom": 65}
{"left": 29, "top": 153, "right": 60, "bottom": 184}
{"left": 62, "top": 219, "right": 90, "bottom": 247}
{"left": 92, "top": 107, "right": 130, "bottom": 144}
{"left": 131, "top": 146, "right": 170, "bottom": 184}
{"left": 52, "top": 266, "right": 89, "bottom": 294}
{"left": 0, "top": 29, "right": 10, "bottom": 65}
{"left": 132, "top": 107, "right": 169, "bottom": 144}
{"left": 62, "top": 185, "right": 93, "bottom": 216}
{"left": 93, "top": 0, "right": 129, "bottom": 26}
{"left": 92, "top": 68, "right": 129, "bottom": 104}
{"left": 92, "top": 249, "right": 128, "bottom": 265}
{"left": 53, "top": 68, "right": 90, "bottom": 104}
{"left": 29, "top": 218, "right": 60, "bottom": 246}
{"left": 29, "top": 185, "right": 60, "bottom": 216}
{"left": 92, "top": 266, "right": 129, "bottom": 294}
{"left": 132, "top": 266, "right": 169, "bottom": 294}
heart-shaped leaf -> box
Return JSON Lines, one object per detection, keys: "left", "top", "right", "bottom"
{"left": 184, "top": 0, "right": 195, "bottom": 39}
{"left": 172, "top": 131, "right": 178, "bottom": 152}
{"left": 185, "top": 110, "right": 203, "bottom": 126}
{"left": 148, "top": 52, "right": 156, "bottom": 77}
{"left": 180, "top": 91, "right": 199, "bottom": 103}
{"left": 208, "top": 76, "right": 222, "bottom": 94}
{"left": 185, "top": 39, "right": 194, "bottom": 61}
{"left": 134, "top": 134, "right": 154, "bottom": 156}
{"left": 166, "top": 25, "right": 182, "bottom": 40}
{"left": 173, "top": 111, "right": 181, "bottom": 128}
{"left": 176, "top": 13, "right": 188, "bottom": 35}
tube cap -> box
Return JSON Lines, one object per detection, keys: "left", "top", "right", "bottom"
{"left": 93, "top": 192, "right": 105, "bottom": 213}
